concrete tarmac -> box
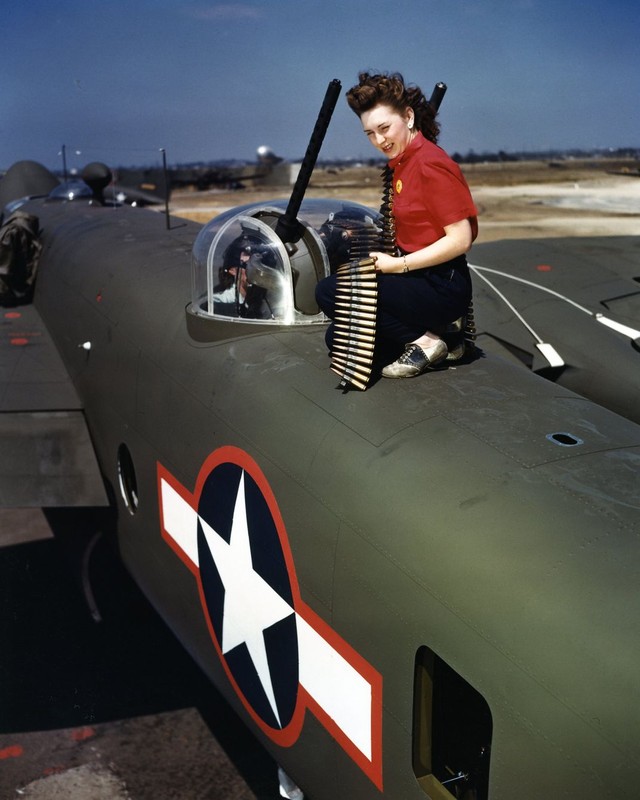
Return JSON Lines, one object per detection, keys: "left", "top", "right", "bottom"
{"left": 0, "top": 509, "right": 280, "bottom": 799}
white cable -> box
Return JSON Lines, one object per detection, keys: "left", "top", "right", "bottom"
{"left": 469, "top": 265, "right": 543, "bottom": 343}
{"left": 469, "top": 265, "right": 565, "bottom": 368}
{"left": 470, "top": 263, "right": 640, "bottom": 340}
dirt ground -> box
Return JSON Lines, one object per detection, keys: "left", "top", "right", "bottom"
{"left": 168, "top": 159, "right": 640, "bottom": 243}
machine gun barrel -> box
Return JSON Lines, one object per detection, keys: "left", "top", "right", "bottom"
{"left": 428, "top": 81, "right": 447, "bottom": 111}
{"left": 275, "top": 78, "right": 342, "bottom": 246}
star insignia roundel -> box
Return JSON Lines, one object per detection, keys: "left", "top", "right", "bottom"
{"left": 158, "top": 446, "right": 383, "bottom": 791}
{"left": 197, "top": 461, "right": 299, "bottom": 730}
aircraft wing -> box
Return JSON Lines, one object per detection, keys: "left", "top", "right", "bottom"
{"left": 0, "top": 303, "right": 108, "bottom": 507}
{"left": 471, "top": 236, "right": 640, "bottom": 424}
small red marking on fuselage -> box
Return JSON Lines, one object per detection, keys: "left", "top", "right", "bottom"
{"left": 71, "top": 727, "right": 95, "bottom": 742}
{"left": 0, "top": 744, "right": 24, "bottom": 760}
{"left": 536, "top": 264, "right": 553, "bottom": 271}
{"left": 10, "top": 337, "right": 29, "bottom": 346}
{"left": 43, "top": 765, "right": 68, "bottom": 777}
{"left": 4, "top": 311, "right": 21, "bottom": 319}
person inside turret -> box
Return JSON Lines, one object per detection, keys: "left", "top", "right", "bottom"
{"left": 212, "top": 236, "right": 272, "bottom": 319}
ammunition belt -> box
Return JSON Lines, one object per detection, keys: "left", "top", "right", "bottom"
{"left": 329, "top": 166, "right": 396, "bottom": 391}
{"left": 330, "top": 257, "right": 378, "bottom": 391}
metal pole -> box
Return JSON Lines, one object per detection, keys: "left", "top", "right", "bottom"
{"left": 160, "top": 148, "right": 170, "bottom": 230}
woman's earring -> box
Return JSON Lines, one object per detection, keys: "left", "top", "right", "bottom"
{"left": 408, "top": 119, "right": 414, "bottom": 130}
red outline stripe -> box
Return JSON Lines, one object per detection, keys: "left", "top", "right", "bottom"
{"left": 157, "top": 449, "right": 383, "bottom": 790}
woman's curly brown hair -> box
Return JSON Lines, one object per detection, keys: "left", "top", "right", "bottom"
{"left": 346, "top": 71, "right": 440, "bottom": 144}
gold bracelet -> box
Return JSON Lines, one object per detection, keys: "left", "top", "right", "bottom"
{"left": 403, "top": 255, "right": 409, "bottom": 273}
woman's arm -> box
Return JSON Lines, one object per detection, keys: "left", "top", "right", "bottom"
{"left": 370, "top": 218, "right": 474, "bottom": 274}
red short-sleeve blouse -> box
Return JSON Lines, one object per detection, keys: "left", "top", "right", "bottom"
{"left": 388, "top": 133, "right": 478, "bottom": 253}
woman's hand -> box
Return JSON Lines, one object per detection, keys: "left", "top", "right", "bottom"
{"left": 370, "top": 252, "right": 402, "bottom": 273}
{"left": 370, "top": 219, "right": 474, "bottom": 275}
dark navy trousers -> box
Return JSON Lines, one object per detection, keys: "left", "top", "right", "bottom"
{"left": 315, "top": 256, "right": 472, "bottom": 351}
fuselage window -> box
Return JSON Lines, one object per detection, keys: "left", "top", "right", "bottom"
{"left": 413, "top": 645, "right": 492, "bottom": 799}
{"left": 117, "top": 442, "right": 139, "bottom": 515}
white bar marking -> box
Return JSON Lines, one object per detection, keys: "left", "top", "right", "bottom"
{"left": 160, "top": 479, "right": 199, "bottom": 567}
{"left": 296, "top": 614, "right": 372, "bottom": 760}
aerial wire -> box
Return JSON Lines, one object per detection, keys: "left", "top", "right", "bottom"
{"left": 470, "top": 264, "right": 640, "bottom": 342}
{"left": 468, "top": 264, "right": 565, "bottom": 368}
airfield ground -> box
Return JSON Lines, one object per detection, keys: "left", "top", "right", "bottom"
{"left": 169, "top": 158, "right": 640, "bottom": 241}
{"left": 2, "top": 159, "right": 638, "bottom": 799}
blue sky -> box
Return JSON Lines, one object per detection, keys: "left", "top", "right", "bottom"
{"left": 2, "top": 0, "right": 638, "bottom": 171}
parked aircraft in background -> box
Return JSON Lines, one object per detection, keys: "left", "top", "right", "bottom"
{"left": 1, "top": 83, "right": 639, "bottom": 799}
{"left": 0, "top": 142, "right": 294, "bottom": 216}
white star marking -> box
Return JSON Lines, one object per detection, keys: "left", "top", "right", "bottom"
{"left": 159, "top": 463, "right": 380, "bottom": 779}
{"left": 200, "top": 472, "right": 295, "bottom": 727}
